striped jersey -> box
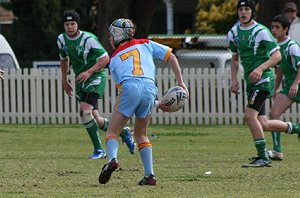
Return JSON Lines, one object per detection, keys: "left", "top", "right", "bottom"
{"left": 57, "top": 31, "right": 108, "bottom": 77}
{"left": 227, "top": 21, "right": 279, "bottom": 80}
{"left": 278, "top": 37, "right": 300, "bottom": 87}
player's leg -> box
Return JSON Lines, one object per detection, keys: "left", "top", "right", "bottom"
{"left": 268, "top": 93, "right": 293, "bottom": 160}
{"left": 134, "top": 84, "right": 157, "bottom": 185}
{"left": 79, "top": 95, "right": 105, "bottom": 159}
{"left": 99, "top": 81, "right": 137, "bottom": 184}
{"left": 98, "top": 110, "right": 130, "bottom": 184}
{"left": 135, "top": 115, "right": 156, "bottom": 185}
{"left": 242, "top": 90, "right": 271, "bottom": 168}
{"left": 93, "top": 105, "right": 135, "bottom": 154}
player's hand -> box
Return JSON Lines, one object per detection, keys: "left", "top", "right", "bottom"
{"left": 178, "top": 82, "right": 189, "bottom": 98}
{"left": 231, "top": 79, "right": 240, "bottom": 94}
{"left": 76, "top": 70, "right": 92, "bottom": 83}
{"left": 289, "top": 83, "right": 298, "bottom": 98}
{"left": 156, "top": 101, "right": 171, "bottom": 112}
{"left": 249, "top": 67, "right": 263, "bottom": 83}
{"left": 63, "top": 81, "right": 73, "bottom": 97}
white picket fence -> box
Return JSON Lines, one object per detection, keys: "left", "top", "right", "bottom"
{"left": 1, "top": 68, "right": 300, "bottom": 125}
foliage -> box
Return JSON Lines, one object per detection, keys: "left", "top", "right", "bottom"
{"left": 1, "top": 124, "right": 300, "bottom": 197}
{"left": 195, "top": 0, "right": 237, "bottom": 34}
{"left": 0, "top": 0, "right": 95, "bottom": 68}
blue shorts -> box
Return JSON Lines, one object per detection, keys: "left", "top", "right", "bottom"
{"left": 115, "top": 78, "right": 158, "bottom": 118}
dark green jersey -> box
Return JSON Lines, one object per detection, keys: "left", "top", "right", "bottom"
{"left": 228, "top": 21, "right": 279, "bottom": 97}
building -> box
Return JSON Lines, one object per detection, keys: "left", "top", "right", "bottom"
{"left": 149, "top": 0, "right": 198, "bottom": 34}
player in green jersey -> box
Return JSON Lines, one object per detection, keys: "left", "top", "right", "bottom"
{"left": 57, "top": 10, "right": 135, "bottom": 159}
{"left": 228, "top": 0, "right": 300, "bottom": 168}
{"left": 268, "top": 15, "right": 300, "bottom": 161}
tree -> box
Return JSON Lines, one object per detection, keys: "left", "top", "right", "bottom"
{"left": 195, "top": 0, "right": 237, "bottom": 34}
{"left": 1, "top": 0, "right": 159, "bottom": 67}
{"left": 194, "top": 0, "right": 300, "bottom": 34}
{"left": 95, "top": 0, "right": 159, "bottom": 54}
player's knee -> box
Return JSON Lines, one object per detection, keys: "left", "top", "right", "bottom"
{"left": 80, "top": 110, "right": 94, "bottom": 124}
{"left": 269, "top": 110, "right": 280, "bottom": 119}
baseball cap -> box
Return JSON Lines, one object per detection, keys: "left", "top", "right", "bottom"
{"left": 283, "top": 2, "right": 297, "bottom": 12}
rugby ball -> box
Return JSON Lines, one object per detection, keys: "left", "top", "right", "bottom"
{"left": 160, "top": 86, "right": 188, "bottom": 112}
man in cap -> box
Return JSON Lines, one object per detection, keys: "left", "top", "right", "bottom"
{"left": 283, "top": 2, "right": 300, "bottom": 43}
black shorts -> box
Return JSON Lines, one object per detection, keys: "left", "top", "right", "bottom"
{"left": 247, "top": 90, "right": 269, "bottom": 116}
{"left": 81, "top": 92, "right": 99, "bottom": 110}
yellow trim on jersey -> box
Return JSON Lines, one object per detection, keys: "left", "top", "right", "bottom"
{"left": 163, "top": 48, "right": 172, "bottom": 61}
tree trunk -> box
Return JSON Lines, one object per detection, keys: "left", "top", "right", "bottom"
{"left": 96, "top": 0, "right": 158, "bottom": 54}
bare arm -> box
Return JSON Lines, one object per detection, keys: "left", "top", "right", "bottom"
{"left": 168, "top": 53, "right": 189, "bottom": 95}
{"left": 231, "top": 54, "right": 240, "bottom": 94}
{"left": 60, "top": 58, "right": 73, "bottom": 97}
{"left": 249, "top": 50, "right": 281, "bottom": 83}
{"left": 289, "top": 64, "right": 300, "bottom": 97}
{"left": 76, "top": 54, "right": 110, "bottom": 83}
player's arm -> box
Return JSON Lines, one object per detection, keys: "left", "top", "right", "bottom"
{"left": 76, "top": 53, "right": 110, "bottom": 83}
{"left": 231, "top": 54, "right": 240, "bottom": 94}
{"left": 60, "top": 58, "right": 73, "bottom": 97}
{"left": 289, "top": 63, "right": 300, "bottom": 97}
{"left": 249, "top": 49, "right": 281, "bottom": 84}
{"left": 167, "top": 53, "right": 189, "bottom": 96}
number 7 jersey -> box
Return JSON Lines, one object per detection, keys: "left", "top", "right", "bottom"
{"left": 109, "top": 39, "right": 172, "bottom": 85}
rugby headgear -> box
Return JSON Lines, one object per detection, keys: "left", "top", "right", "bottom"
{"left": 63, "top": 9, "right": 80, "bottom": 25}
{"left": 109, "top": 18, "right": 135, "bottom": 46}
{"left": 237, "top": 0, "right": 256, "bottom": 22}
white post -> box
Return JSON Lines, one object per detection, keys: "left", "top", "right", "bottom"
{"left": 164, "top": 0, "right": 174, "bottom": 35}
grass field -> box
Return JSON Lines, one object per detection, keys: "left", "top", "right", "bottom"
{"left": 1, "top": 124, "right": 300, "bottom": 197}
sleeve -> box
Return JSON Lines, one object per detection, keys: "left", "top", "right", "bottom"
{"left": 256, "top": 29, "right": 279, "bottom": 55}
{"left": 149, "top": 40, "right": 172, "bottom": 61}
{"left": 289, "top": 43, "right": 300, "bottom": 68}
{"left": 87, "top": 36, "right": 108, "bottom": 59}
{"left": 227, "top": 30, "right": 238, "bottom": 55}
{"left": 57, "top": 34, "right": 67, "bottom": 60}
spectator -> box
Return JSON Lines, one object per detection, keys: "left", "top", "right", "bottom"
{"left": 283, "top": 1, "right": 300, "bottom": 43}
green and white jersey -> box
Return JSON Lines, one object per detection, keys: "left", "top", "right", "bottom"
{"left": 57, "top": 31, "right": 108, "bottom": 99}
{"left": 227, "top": 21, "right": 279, "bottom": 97}
{"left": 278, "top": 37, "right": 300, "bottom": 102}
{"left": 278, "top": 37, "right": 300, "bottom": 86}
{"left": 57, "top": 30, "right": 107, "bottom": 77}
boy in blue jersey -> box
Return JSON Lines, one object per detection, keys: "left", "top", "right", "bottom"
{"left": 98, "top": 18, "right": 188, "bottom": 185}
{"left": 57, "top": 10, "right": 135, "bottom": 159}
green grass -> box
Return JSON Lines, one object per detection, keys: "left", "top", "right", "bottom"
{"left": 1, "top": 124, "right": 300, "bottom": 197}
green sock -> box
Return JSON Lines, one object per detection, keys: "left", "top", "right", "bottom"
{"left": 99, "top": 118, "right": 109, "bottom": 131}
{"left": 254, "top": 138, "right": 269, "bottom": 161}
{"left": 99, "top": 118, "right": 127, "bottom": 140}
{"left": 271, "top": 132, "right": 282, "bottom": 152}
{"left": 289, "top": 122, "right": 300, "bottom": 134}
{"left": 84, "top": 119, "right": 103, "bottom": 150}
{"left": 119, "top": 128, "right": 127, "bottom": 139}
